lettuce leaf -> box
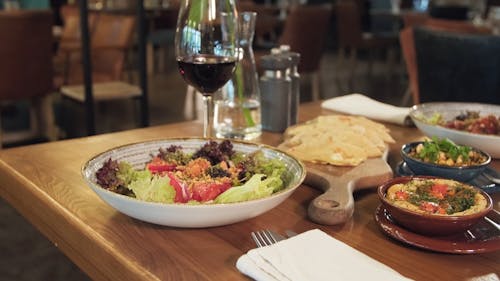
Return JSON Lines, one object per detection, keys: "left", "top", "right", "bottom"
{"left": 214, "top": 174, "right": 283, "bottom": 204}
{"left": 233, "top": 150, "right": 287, "bottom": 185}
{"left": 117, "top": 162, "right": 176, "bottom": 203}
{"left": 128, "top": 175, "right": 176, "bottom": 203}
{"left": 117, "top": 162, "right": 148, "bottom": 185}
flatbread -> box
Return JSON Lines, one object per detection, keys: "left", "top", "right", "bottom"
{"left": 279, "top": 115, "right": 395, "bottom": 166}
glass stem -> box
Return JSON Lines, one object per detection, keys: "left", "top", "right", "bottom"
{"left": 202, "top": 94, "right": 213, "bottom": 138}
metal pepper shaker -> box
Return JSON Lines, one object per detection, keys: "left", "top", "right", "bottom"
{"left": 283, "top": 51, "right": 301, "bottom": 125}
{"left": 259, "top": 54, "right": 292, "bottom": 132}
{"left": 273, "top": 45, "right": 301, "bottom": 125}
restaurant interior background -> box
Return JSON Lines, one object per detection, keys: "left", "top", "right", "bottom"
{"left": 0, "top": 0, "right": 499, "bottom": 280}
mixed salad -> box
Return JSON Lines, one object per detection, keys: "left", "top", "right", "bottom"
{"left": 424, "top": 111, "right": 499, "bottom": 136}
{"left": 95, "top": 140, "right": 287, "bottom": 204}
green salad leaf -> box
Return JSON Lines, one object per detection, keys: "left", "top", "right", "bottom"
{"left": 128, "top": 175, "right": 176, "bottom": 203}
{"left": 117, "top": 162, "right": 176, "bottom": 203}
{"left": 234, "top": 150, "right": 286, "bottom": 184}
{"left": 95, "top": 141, "right": 289, "bottom": 205}
{"left": 117, "top": 162, "right": 145, "bottom": 185}
{"left": 214, "top": 173, "right": 283, "bottom": 204}
{"left": 422, "top": 112, "right": 444, "bottom": 125}
{"left": 417, "top": 137, "right": 471, "bottom": 162}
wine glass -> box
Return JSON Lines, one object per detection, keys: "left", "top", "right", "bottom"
{"left": 175, "top": 0, "right": 238, "bottom": 138}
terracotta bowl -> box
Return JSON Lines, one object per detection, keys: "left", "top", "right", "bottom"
{"left": 401, "top": 141, "right": 491, "bottom": 182}
{"left": 378, "top": 176, "right": 493, "bottom": 236}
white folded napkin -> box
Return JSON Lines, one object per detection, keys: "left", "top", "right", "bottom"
{"left": 321, "top": 93, "right": 412, "bottom": 126}
{"left": 236, "top": 229, "right": 412, "bottom": 281}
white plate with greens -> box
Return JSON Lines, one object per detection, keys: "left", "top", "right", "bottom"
{"left": 82, "top": 138, "right": 306, "bottom": 228}
{"left": 409, "top": 102, "right": 500, "bottom": 158}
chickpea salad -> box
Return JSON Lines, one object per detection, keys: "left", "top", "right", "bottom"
{"left": 408, "top": 138, "right": 488, "bottom": 167}
{"left": 95, "top": 140, "right": 287, "bottom": 204}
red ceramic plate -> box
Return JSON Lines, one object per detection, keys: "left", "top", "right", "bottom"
{"left": 374, "top": 205, "right": 500, "bottom": 254}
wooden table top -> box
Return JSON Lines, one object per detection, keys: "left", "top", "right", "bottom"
{"left": 0, "top": 102, "right": 498, "bottom": 280}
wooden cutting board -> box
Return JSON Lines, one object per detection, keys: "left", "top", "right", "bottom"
{"left": 303, "top": 154, "right": 393, "bottom": 225}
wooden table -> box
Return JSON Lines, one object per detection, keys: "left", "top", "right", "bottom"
{"left": 0, "top": 102, "right": 498, "bottom": 280}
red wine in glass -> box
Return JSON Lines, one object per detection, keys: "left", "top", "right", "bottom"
{"left": 177, "top": 54, "right": 236, "bottom": 95}
{"left": 174, "top": 0, "right": 238, "bottom": 138}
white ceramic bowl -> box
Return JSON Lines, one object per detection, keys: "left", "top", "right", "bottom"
{"left": 82, "top": 138, "right": 306, "bottom": 228}
{"left": 409, "top": 102, "right": 500, "bottom": 158}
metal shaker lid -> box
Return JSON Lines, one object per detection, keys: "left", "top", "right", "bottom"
{"left": 270, "top": 47, "right": 281, "bottom": 55}
{"left": 279, "top": 45, "right": 291, "bottom": 52}
{"left": 277, "top": 45, "right": 300, "bottom": 66}
{"left": 287, "top": 52, "right": 300, "bottom": 65}
{"left": 260, "top": 54, "right": 290, "bottom": 70}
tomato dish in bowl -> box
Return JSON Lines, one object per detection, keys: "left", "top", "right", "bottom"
{"left": 378, "top": 176, "right": 493, "bottom": 236}
{"left": 409, "top": 102, "right": 500, "bottom": 158}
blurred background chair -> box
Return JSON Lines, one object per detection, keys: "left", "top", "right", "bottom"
{"left": 400, "top": 20, "right": 496, "bottom": 105}
{"left": 335, "top": 0, "right": 399, "bottom": 90}
{"left": 53, "top": 5, "right": 99, "bottom": 88}
{"left": 399, "top": 26, "right": 419, "bottom": 105}
{"left": 55, "top": 11, "right": 135, "bottom": 87}
{"left": 247, "top": 3, "right": 332, "bottom": 101}
{"left": 88, "top": 13, "right": 136, "bottom": 83}
{"left": 428, "top": 2, "right": 470, "bottom": 20}
{"left": 58, "top": 12, "right": 144, "bottom": 137}
{"left": 276, "top": 4, "right": 332, "bottom": 101}
{"left": 402, "top": 12, "right": 429, "bottom": 28}
{"left": 237, "top": 0, "right": 283, "bottom": 49}
{"left": 424, "top": 18, "right": 492, "bottom": 34}
{"left": 0, "top": 10, "right": 58, "bottom": 147}
{"left": 402, "top": 27, "right": 500, "bottom": 105}
{"left": 146, "top": 1, "right": 179, "bottom": 75}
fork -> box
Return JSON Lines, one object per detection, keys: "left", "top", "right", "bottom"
{"left": 484, "top": 216, "right": 500, "bottom": 231}
{"left": 251, "top": 230, "right": 282, "bottom": 247}
{"left": 482, "top": 170, "right": 500, "bottom": 185}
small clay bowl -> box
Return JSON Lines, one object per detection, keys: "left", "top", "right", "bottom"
{"left": 378, "top": 176, "right": 493, "bottom": 236}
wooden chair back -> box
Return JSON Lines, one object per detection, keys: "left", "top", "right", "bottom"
{"left": 399, "top": 27, "right": 419, "bottom": 104}
{"left": 278, "top": 4, "right": 332, "bottom": 73}
{"left": 59, "top": 4, "right": 99, "bottom": 47}
{"left": 92, "top": 13, "right": 135, "bottom": 49}
{"left": 0, "top": 10, "right": 58, "bottom": 144}
{"left": 57, "top": 13, "right": 136, "bottom": 85}
{"left": 402, "top": 12, "right": 429, "bottom": 27}
{"left": 91, "top": 14, "right": 136, "bottom": 81}
{"left": 335, "top": 0, "right": 363, "bottom": 48}
{"left": 0, "top": 10, "right": 53, "bottom": 100}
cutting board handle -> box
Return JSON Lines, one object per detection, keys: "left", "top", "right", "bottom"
{"left": 305, "top": 168, "right": 355, "bottom": 225}
{"left": 304, "top": 158, "right": 393, "bottom": 225}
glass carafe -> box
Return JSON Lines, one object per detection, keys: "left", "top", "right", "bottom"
{"left": 214, "top": 12, "right": 262, "bottom": 140}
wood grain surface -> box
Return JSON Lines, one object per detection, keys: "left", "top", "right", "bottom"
{"left": 0, "top": 102, "right": 498, "bottom": 281}
{"left": 305, "top": 156, "right": 393, "bottom": 225}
